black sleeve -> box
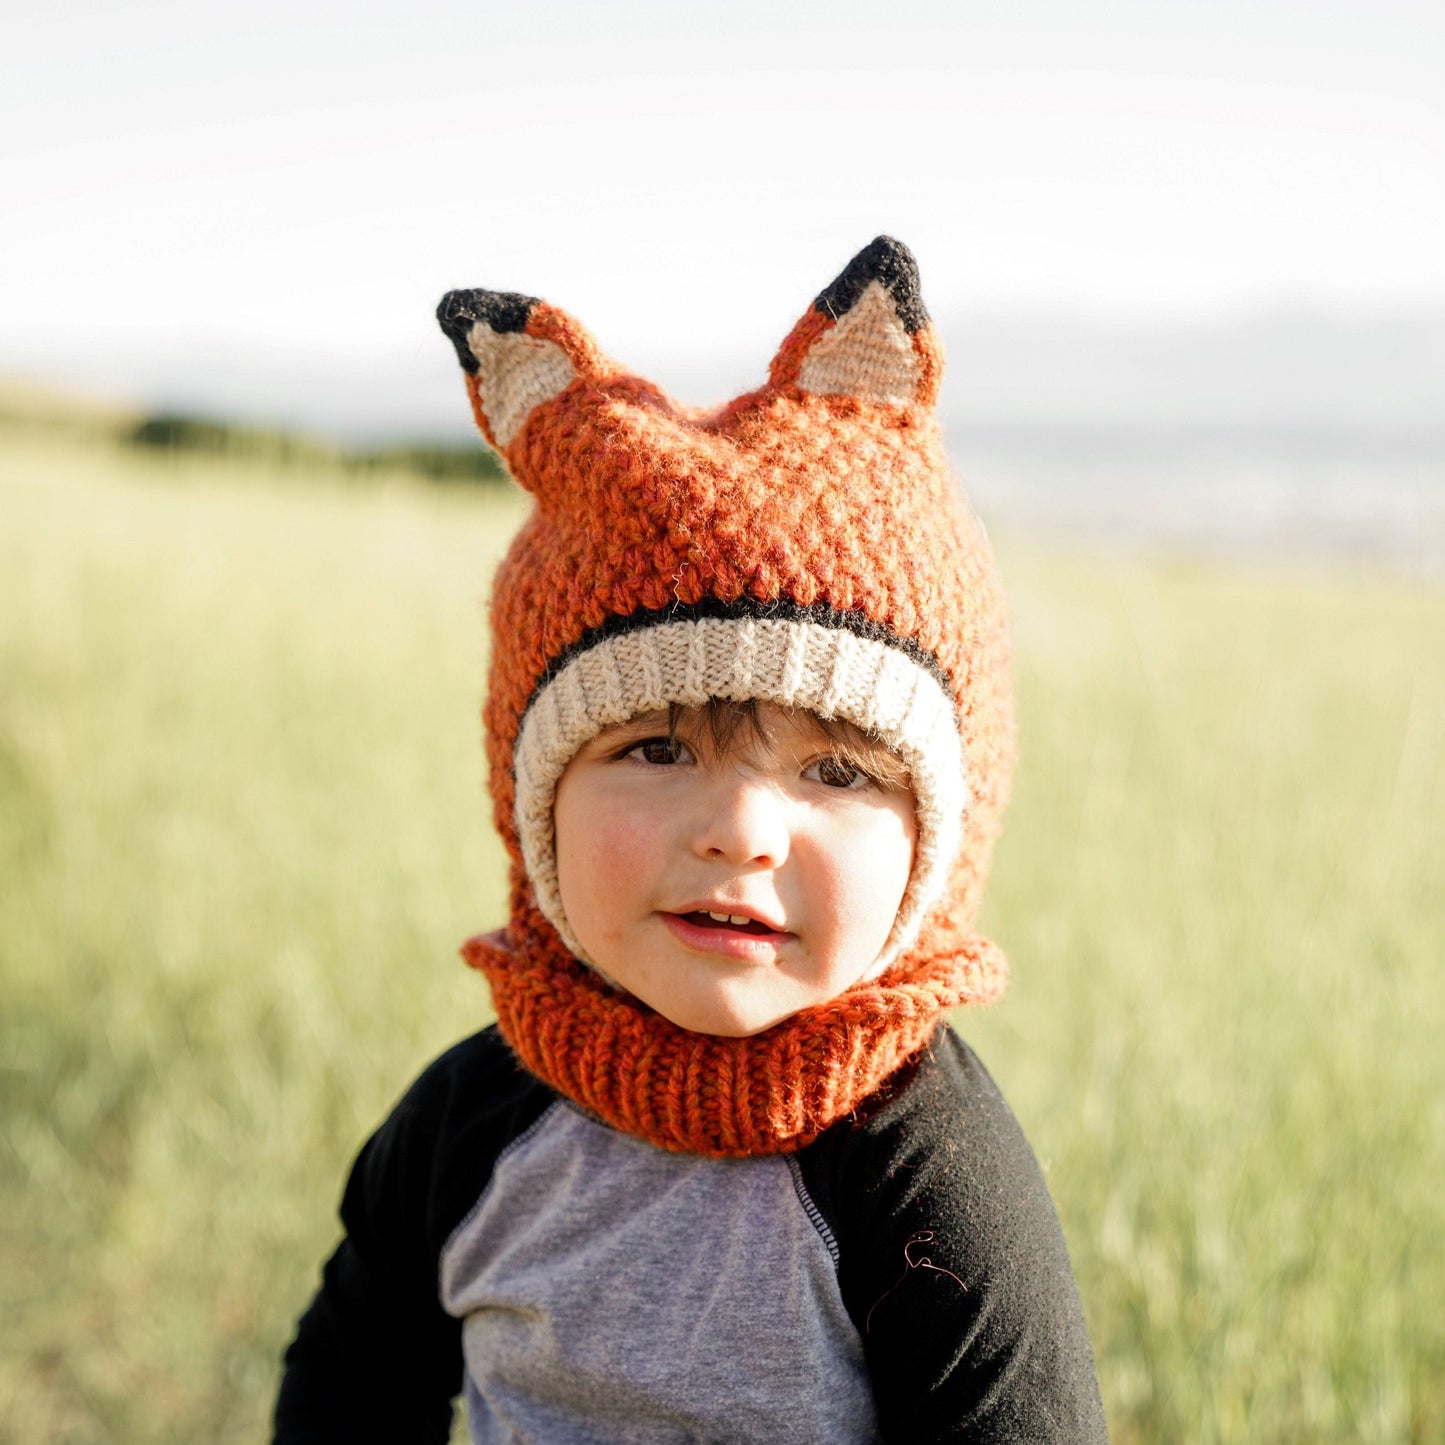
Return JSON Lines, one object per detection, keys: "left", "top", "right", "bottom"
{"left": 273, "top": 1026, "right": 555, "bottom": 1444}
{"left": 797, "top": 1026, "right": 1108, "bottom": 1444}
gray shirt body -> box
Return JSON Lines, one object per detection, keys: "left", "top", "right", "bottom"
{"left": 441, "top": 1101, "right": 878, "bottom": 1444}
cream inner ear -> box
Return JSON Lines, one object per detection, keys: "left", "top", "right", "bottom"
{"left": 797, "top": 280, "right": 920, "bottom": 405}
{"left": 467, "top": 325, "right": 577, "bottom": 446}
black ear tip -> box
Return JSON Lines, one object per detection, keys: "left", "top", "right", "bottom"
{"left": 861, "top": 235, "right": 918, "bottom": 274}
{"left": 436, "top": 288, "right": 540, "bottom": 372}
{"left": 436, "top": 289, "right": 468, "bottom": 331}
{"left": 815, "top": 236, "right": 928, "bottom": 334}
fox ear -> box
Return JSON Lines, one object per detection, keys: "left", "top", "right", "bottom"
{"left": 437, "top": 289, "right": 607, "bottom": 451}
{"left": 768, "top": 236, "right": 942, "bottom": 410}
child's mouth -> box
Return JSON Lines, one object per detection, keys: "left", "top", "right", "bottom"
{"left": 675, "top": 910, "right": 777, "bottom": 936}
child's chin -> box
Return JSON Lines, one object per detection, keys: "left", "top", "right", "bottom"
{"left": 652, "top": 1000, "right": 789, "bottom": 1040}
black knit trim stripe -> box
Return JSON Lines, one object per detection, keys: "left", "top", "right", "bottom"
{"left": 520, "top": 597, "right": 954, "bottom": 725}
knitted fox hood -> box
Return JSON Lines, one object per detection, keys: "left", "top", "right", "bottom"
{"left": 439, "top": 237, "right": 1014, "bottom": 1157}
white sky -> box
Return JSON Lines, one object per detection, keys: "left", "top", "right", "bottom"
{"left": 3, "top": 0, "right": 1443, "bottom": 418}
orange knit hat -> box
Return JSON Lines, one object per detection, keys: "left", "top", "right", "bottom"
{"left": 439, "top": 237, "right": 1015, "bottom": 1155}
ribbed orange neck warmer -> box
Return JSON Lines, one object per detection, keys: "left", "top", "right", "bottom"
{"left": 463, "top": 904, "right": 1006, "bottom": 1157}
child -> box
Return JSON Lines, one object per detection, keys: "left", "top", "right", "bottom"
{"left": 274, "top": 237, "right": 1107, "bottom": 1442}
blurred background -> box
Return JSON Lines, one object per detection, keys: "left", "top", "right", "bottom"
{"left": 3, "top": 2, "right": 1442, "bottom": 1441}
{"left": 6, "top": 0, "right": 1444, "bottom": 568}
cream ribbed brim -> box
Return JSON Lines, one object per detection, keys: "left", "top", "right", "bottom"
{"left": 513, "top": 615, "right": 968, "bottom": 978}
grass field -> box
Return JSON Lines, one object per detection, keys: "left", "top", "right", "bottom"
{"left": 2, "top": 429, "right": 1442, "bottom": 1442}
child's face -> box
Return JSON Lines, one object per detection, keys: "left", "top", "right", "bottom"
{"left": 552, "top": 702, "right": 917, "bottom": 1038}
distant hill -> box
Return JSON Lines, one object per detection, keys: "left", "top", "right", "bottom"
{"left": 5, "top": 305, "right": 1443, "bottom": 448}
{"left": 0, "top": 374, "right": 140, "bottom": 436}
{"left": 5, "top": 306, "right": 1441, "bottom": 571}
{"left": 0, "top": 374, "right": 505, "bottom": 485}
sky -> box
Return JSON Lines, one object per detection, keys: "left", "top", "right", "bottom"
{"left": 4, "top": 0, "right": 1443, "bottom": 436}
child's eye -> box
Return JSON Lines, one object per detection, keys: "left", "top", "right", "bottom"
{"left": 806, "top": 756, "right": 871, "bottom": 789}
{"left": 625, "top": 737, "right": 693, "bottom": 767}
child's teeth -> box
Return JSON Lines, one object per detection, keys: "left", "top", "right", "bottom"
{"left": 707, "top": 911, "right": 730, "bottom": 922}
{"left": 729, "top": 915, "right": 749, "bottom": 925}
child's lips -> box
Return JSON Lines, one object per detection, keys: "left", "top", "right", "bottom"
{"left": 661, "top": 908, "right": 791, "bottom": 960}
{"left": 678, "top": 908, "right": 777, "bottom": 935}
{"left": 670, "top": 898, "right": 787, "bottom": 931}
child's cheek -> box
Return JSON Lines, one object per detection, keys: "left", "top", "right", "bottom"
{"left": 806, "top": 803, "right": 916, "bottom": 956}
{"left": 581, "top": 813, "right": 657, "bottom": 903}
{"left": 554, "top": 786, "right": 665, "bottom": 950}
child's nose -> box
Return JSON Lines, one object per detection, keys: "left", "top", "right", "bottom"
{"left": 691, "top": 774, "right": 791, "bottom": 867}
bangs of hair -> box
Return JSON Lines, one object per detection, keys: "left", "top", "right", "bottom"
{"left": 666, "top": 698, "right": 912, "bottom": 790}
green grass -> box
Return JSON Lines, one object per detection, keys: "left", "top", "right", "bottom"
{"left": 2, "top": 431, "right": 1442, "bottom": 1442}
{"left": 971, "top": 550, "right": 1444, "bottom": 1442}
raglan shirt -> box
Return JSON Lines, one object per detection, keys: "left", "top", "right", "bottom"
{"left": 274, "top": 1025, "right": 1107, "bottom": 1443}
